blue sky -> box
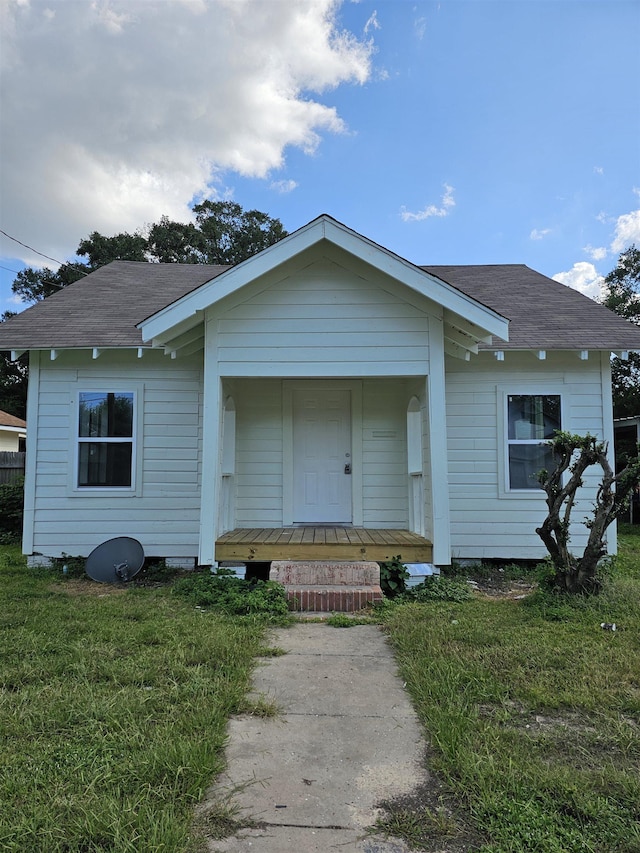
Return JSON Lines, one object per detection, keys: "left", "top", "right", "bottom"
{"left": 1, "top": 0, "right": 639, "bottom": 313}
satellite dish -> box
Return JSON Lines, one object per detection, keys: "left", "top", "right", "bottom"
{"left": 85, "top": 537, "right": 145, "bottom": 583}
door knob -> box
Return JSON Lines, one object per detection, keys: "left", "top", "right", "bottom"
{"left": 344, "top": 463, "right": 352, "bottom": 475}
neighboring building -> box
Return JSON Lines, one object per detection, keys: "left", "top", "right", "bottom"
{"left": 0, "top": 409, "right": 26, "bottom": 452}
{"left": 614, "top": 416, "right": 640, "bottom": 524}
{"left": 1, "top": 215, "right": 639, "bottom": 566}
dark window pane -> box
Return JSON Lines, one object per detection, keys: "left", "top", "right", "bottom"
{"left": 509, "top": 444, "right": 555, "bottom": 490}
{"left": 78, "top": 442, "right": 132, "bottom": 487}
{"left": 508, "top": 395, "right": 561, "bottom": 441}
{"left": 79, "top": 392, "right": 133, "bottom": 438}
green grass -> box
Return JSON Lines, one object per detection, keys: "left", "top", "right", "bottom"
{"left": 4, "top": 527, "right": 640, "bottom": 852}
{"left": 0, "top": 547, "right": 270, "bottom": 853}
{"left": 380, "top": 525, "right": 640, "bottom": 852}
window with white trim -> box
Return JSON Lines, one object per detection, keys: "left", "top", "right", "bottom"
{"left": 77, "top": 391, "right": 134, "bottom": 488}
{"left": 507, "top": 394, "right": 561, "bottom": 490}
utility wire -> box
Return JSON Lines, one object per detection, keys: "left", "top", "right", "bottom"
{"left": 0, "top": 228, "right": 90, "bottom": 276}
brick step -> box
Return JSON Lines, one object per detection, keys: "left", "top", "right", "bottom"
{"left": 270, "top": 560, "right": 380, "bottom": 586}
{"left": 284, "top": 585, "right": 383, "bottom": 613}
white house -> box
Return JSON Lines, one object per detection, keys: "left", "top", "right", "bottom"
{"left": 0, "top": 409, "right": 26, "bottom": 453}
{"left": 1, "top": 215, "right": 639, "bottom": 569}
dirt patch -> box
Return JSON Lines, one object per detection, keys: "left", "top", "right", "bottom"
{"left": 471, "top": 579, "right": 537, "bottom": 600}
{"left": 48, "top": 579, "right": 128, "bottom": 597}
{"left": 375, "top": 763, "right": 487, "bottom": 852}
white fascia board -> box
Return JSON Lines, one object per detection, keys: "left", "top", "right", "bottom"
{"left": 139, "top": 219, "right": 327, "bottom": 343}
{"left": 139, "top": 215, "right": 510, "bottom": 344}
{"left": 321, "top": 219, "right": 510, "bottom": 341}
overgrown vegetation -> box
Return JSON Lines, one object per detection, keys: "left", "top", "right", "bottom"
{"left": 379, "top": 524, "right": 640, "bottom": 852}
{"left": 378, "top": 555, "right": 409, "bottom": 598}
{"left": 172, "top": 566, "right": 291, "bottom": 622}
{"left": 0, "top": 475, "right": 24, "bottom": 542}
{"left": 0, "top": 547, "right": 270, "bottom": 853}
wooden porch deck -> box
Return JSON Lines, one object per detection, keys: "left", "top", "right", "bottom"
{"left": 215, "top": 527, "right": 433, "bottom": 564}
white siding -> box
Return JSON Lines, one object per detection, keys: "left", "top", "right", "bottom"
{"left": 0, "top": 430, "right": 22, "bottom": 452}
{"left": 446, "top": 351, "right": 608, "bottom": 560}
{"left": 361, "top": 379, "right": 409, "bottom": 528}
{"left": 210, "top": 257, "right": 433, "bottom": 378}
{"left": 232, "top": 378, "right": 284, "bottom": 527}
{"left": 30, "top": 349, "right": 203, "bottom": 558}
{"left": 231, "top": 378, "right": 412, "bottom": 529}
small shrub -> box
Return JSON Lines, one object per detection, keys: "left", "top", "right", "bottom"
{"left": 172, "top": 568, "right": 290, "bottom": 620}
{"left": 0, "top": 475, "right": 24, "bottom": 538}
{"left": 379, "top": 555, "right": 409, "bottom": 598}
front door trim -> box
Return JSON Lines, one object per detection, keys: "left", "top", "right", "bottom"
{"left": 283, "top": 380, "right": 363, "bottom": 527}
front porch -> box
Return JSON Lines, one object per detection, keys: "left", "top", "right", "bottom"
{"left": 215, "top": 527, "right": 433, "bottom": 564}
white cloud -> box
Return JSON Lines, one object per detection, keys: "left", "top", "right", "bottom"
{"left": 400, "top": 184, "right": 455, "bottom": 222}
{"left": 364, "top": 10, "right": 380, "bottom": 33}
{"left": 270, "top": 179, "right": 299, "bottom": 194}
{"left": 414, "top": 15, "right": 427, "bottom": 40}
{"left": 611, "top": 208, "right": 640, "bottom": 254}
{"left": 530, "top": 228, "right": 551, "bottom": 241}
{"left": 553, "top": 262, "right": 604, "bottom": 302}
{"left": 583, "top": 244, "right": 607, "bottom": 261}
{"left": 0, "top": 0, "right": 373, "bottom": 264}
{"left": 593, "top": 166, "right": 604, "bottom": 175}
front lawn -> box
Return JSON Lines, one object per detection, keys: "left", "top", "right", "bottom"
{"left": 0, "top": 549, "right": 271, "bottom": 852}
{"left": 3, "top": 527, "right": 639, "bottom": 853}
{"left": 381, "top": 525, "right": 640, "bottom": 852}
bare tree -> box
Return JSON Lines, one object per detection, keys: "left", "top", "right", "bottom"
{"left": 536, "top": 432, "right": 640, "bottom": 594}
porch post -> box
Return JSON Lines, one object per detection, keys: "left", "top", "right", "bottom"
{"left": 427, "top": 314, "right": 452, "bottom": 565}
{"left": 198, "top": 322, "right": 223, "bottom": 565}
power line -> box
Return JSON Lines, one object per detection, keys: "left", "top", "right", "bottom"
{"left": 0, "top": 229, "right": 89, "bottom": 276}
{"left": 0, "top": 262, "right": 66, "bottom": 290}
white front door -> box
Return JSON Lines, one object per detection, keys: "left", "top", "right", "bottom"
{"left": 292, "top": 389, "right": 352, "bottom": 524}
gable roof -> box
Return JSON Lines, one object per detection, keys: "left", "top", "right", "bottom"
{"left": 137, "top": 215, "right": 509, "bottom": 350}
{"left": 0, "top": 216, "right": 639, "bottom": 354}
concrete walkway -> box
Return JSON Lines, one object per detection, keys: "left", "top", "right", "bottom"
{"left": 199, "top": 622, "right": 429, "bottom": 852}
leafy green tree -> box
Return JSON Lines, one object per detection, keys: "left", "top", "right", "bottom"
{"left": 192, "top": 201, "right": 287, "bottom": 265}
{"left": 0, "top": 313, "right": 28, "bottom": 418}
{"left": 76, "top": 231, "right": 148, "bottom": 268}
{"left": 8, "top": 201, "right": 287, "bottom": 305}
{"left": 11, "top": 263, "right": 88, "bottom": 305}
{"left": 1, "top": 202, "right": 287, "bottom": 416}
{"left": 146, "top": 202, "right": 287, "bottom": 265}
{"left": 146, "top": 217, "right": 202, "bottom": 263}
{"left": 601, "top": 245, "right": 640, "bottom": 418}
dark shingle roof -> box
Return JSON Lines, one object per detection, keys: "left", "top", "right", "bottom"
{"left": 0, "top": 259, "right": 639, "bottom": 352}
{"left": 0, "top": 262, "right": 229, "bottom": 350}
{"left": 423, "top": 264, "right": 640, "bottom": 351}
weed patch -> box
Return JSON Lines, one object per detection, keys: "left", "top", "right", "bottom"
{"left": 172, "top": 568, "right": 291, "bottom": 622}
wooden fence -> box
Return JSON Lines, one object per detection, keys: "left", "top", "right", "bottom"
{"left": 0, "top": 452, "right": 26, "bottom": 485}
